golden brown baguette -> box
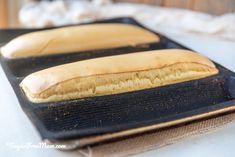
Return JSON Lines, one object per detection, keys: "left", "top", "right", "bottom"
{"left": 1, "top": 23, "right": 159, "bottom": 59}
{"left": 20, "top": 49, "right": 218, "bottom": 103}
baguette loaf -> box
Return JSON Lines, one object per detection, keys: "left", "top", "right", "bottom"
{"left": 1, "top": 23, "right": 159, "bottom": 59}
{"left": 20, "top": 49, "right": 218, "bottom": 103}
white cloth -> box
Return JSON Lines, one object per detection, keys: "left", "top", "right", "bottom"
{"left": 19, "top": 0, "right": 235, "bottom": 41}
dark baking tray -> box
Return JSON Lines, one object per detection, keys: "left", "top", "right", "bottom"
{"left": 1, "top": 17, "right": 235, "bottom": 143}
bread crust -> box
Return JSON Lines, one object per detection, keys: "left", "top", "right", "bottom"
{"left": 1, "top": 23, "right": 159, "bottom": 58}
{"left": 20, "top": 49, "right": 218, "bottom": 103}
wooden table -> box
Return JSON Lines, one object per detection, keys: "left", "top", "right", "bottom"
{"left": 114, "top": 0, "right": 235, "bottom": 15}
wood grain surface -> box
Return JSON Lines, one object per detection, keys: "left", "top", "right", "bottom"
{"left": 114, "top": 0, "right": 235, "bottom": 15}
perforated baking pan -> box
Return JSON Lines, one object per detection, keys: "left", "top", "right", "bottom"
{"left": 1, "top": 17, "right": 235, "bottom": 148}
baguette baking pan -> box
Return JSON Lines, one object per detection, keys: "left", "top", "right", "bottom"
{"left": 1, "top": 17, "right": 235, "bottom": 148}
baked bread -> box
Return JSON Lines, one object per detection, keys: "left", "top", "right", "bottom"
{"left": 1, "top": 23, "right": 159, "bottom": 59}
{"left": 20, "top": 49, "right": 218, "bottom": 103}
